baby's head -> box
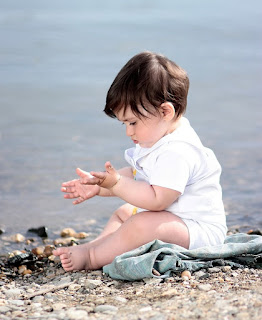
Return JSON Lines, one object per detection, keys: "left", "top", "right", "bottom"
{"left": 104, "top": 51, "right": 189, "bottom": 120}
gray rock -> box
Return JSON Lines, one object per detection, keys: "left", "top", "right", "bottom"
{"left": 8, "top": 299, "right": 24, "bottom": 306}
{"left": 84, "top": 279, "right": 102, "bottom": 289}
{"left": 94, "top": 304, "right": 118, "bottom": 314}
{"left": 0, "top": 306, "right": 11, "bottom": 314}
{"left": 5, "top": 288, "right": 23, "bottom": 299}
{"left": 207, "top": 267, "right": 221, "bottom": 273}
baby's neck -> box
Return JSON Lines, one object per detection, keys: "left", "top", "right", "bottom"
{"left": 167, "top": 117, "right": 182, "bottom": 135}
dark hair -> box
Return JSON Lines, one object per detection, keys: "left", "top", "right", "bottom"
{"left": 104, "top": 51, "right": 189, "bottom": 119}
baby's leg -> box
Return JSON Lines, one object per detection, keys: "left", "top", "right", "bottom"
{"left": 53, "top": 203, "right": 134, "bottom": 271}
{"left": 94, "top": 203, "right": 135, "bottom": 241}
{"left": 89, "top": 211, "right": 189, "bottom": 269}
{"left": 54, "top": 210, "right": 189, "bottom": 271}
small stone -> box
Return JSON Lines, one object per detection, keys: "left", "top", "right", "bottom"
{"left": 32, "top": 296, "right": 44, "bottom": 303}
{"left": 53, "top": 303, "right": 67, "bottom": 310}
{"left": 161, "top": 288, "right": 178, "bottom": 297}
{"left": 143, "top": 278, "right": 162, "bottom": 285}
{"left": 53, "top": 237, "right": 77, "bottom": 246}
{"left": 84, "top": 279, "right": 102, "bottom": 289}
{"left": 60, "top": 228, "right": 76, "bottom": 237}
{"left": 66, "top": 308, "right": 88, "bottom": 319}
{"left": 44, "top": 245, "right": 55, "bottom": 257}
{"left": 68, "top": 283, "right": 81, "bottom": 291}
{"left": 23, "top": 269, "right": 32, "bottom": 276}
{"left": 197, "top": 284, "right": 212, "bottom": 292}
{"left": 31, "top": 246, "right": 45, "bottom": 256}
{"left": 75, "top": 232, "right": 89, "bottom": 239}
{"left": 221, "top": 266, "right": 231, "bottom": 272}
{"left": 208, "top": 267, "right": 221, "bottom": 273}
{"left": 139, "top": 306, "right": 152, "bottom": 313}
{"left": 8, "top": 299, "right": 24, "bottom": 306}
{"left": 94, "top": 304, "right": 118, "bottom": 314}
{"left": 18, "top": 265, "right": 27, "bottom": 274}
{"left": 114, "top": 296, "right": 127, "bottom": 303}
{"left": 8, "top": 250, "right": 23, "bottom": 257}
{"left": 194, "top": 270, "right": 207, "bottom": 279}
{"left": 181, "top": 270, "right": 191, "bottom": 279}
{"left": 13, "top": 233, "right": 25, "bottom": 243}
{"left": 0, "top": 306, "right": 11, "bottom": 314}
{"left": 5, "top": 288, "right": 23, "bottom": 299}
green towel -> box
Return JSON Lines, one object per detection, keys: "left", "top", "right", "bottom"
{"left": 103, "top": 233, "right": 262, "bottom": 281}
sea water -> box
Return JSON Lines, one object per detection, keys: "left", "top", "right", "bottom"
{"left": 0, "top": 0, "right": 261, "bottom": 253}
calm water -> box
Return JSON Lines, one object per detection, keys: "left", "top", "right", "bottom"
{"left": 0, "top": 0, "right": 262, "bottom": 253}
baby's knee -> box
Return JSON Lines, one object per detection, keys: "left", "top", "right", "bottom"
{"left": 114, "top": 203, "right": 134, "bottom": 222}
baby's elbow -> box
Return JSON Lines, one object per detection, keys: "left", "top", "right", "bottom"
{"left": 150, "top": 202, "right": 168, "bottom": 212}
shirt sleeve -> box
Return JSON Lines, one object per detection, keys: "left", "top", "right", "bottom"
{"left": 149, "top": 150, "right": 192, "bottom": 194}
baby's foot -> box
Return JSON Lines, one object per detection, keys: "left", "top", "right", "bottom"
{"left": 53, "top": 243, "right": 92, "bottom": 272}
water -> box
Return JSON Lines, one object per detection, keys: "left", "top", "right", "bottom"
{"left": 0, "top": 0, "right": 261, "bottom": 253}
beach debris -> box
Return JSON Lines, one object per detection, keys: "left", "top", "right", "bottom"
{"left": 7, "top": 250, "right": 36, "bottom": 267}
{"left": 27, "top": 226, "right": 48, "bottom": 238}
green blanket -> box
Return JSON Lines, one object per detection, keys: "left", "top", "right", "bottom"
{"left": 103, "top": 233, "right": 262, "bottom": 281}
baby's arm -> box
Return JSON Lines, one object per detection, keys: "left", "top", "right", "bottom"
{"left": 83, "top": 162, "right": 180, "bottom": 211}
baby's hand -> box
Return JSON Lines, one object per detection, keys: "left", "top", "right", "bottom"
{"left": 61, "top": 169, "right": 100, "bottom": 204}
{"left": 81, "top": 161, "right": 121, "bottom": 189}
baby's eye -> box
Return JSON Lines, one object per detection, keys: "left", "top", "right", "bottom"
{"left": 129, "top": 122, "right": 136, "bottom": 126}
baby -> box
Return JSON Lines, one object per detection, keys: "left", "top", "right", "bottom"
{"left": 53, "top": 51, "right": 227, "bottom": 271}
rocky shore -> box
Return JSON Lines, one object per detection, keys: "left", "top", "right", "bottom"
{"left": 0, "top": 227, "right": 261, "bottom": 320}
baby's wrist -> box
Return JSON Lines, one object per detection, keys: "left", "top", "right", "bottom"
{"left": 109, "top": 174, "right": 122, "bottom": 189}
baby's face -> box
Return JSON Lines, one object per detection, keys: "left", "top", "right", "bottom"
{"left": 115, "top": 105, "right": 171, "bottom": 148}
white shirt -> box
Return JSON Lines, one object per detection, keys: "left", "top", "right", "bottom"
{"left": 124, "top": 117, "right": 227, "bottom": 228}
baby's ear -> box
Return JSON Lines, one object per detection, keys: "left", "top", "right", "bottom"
{"left": 160, "top": 102, "right": 175, "bottom": 120}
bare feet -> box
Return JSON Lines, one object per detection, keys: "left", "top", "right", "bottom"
{"left": 53, "top": 243, "right": 93, "bottom": 272}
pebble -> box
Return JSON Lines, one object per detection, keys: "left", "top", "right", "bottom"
{"left": 66, "top": 308, "right": 88, "bottom": 319}
{"left": 207, "top": 267, "right": 221, "bottom": 273}
{"left": 0, "top": 231, "right": 261, "bottom": 320}
{"left": 5, "top": 288, "right": 23, "bottom": 299}
{"left": 181, "top": 270, "right": 191, "bottom": 279}
{"left": 84, "top": 279, "right": 102, "bottom": 289}
{"left": 139, "top": 306, "right": 152, "bottom": 312}
{"left": 94, "top": 304, "right": 118, "bottom": 314}
{"left": 197, "top": 284, "right": 212, "bottom": 292}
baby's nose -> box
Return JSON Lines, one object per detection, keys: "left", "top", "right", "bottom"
{"left": 126, "top": 125, "right": 134, "bottom": 136}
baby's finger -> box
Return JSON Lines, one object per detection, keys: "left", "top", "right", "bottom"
{"left": 73, "top": 197, "right": 85, "bottom": 205}
{"left": 90, "top": 171, "right": 106, "bottom": 179}
{"left": 80, "top": 176, "right": 100, "bottom": 185}
{"left": 61, "top": 186, "right": 75, "bottom": 193}
{"left": 62, "top": 179, "right": 78, "bottom": 187}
